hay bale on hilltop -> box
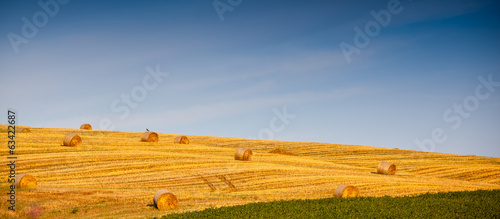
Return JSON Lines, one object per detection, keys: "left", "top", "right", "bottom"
{"left": 80, "top": 124, "right": 92, "bottom": 130}
{"left": 141, "top": 131, "right": 158, "bottom": 142}
{"left": 174, "top": 136, "right": 189, "bottom": 144}
{"left": 63, "top": 133, "right": 81, "bottom": 147}
{"left": 334, "top": 185, "right": 359, "bottom": 198}
{"left": 235, "top": 148, "right": 252, "bottom": 161}
{"left": 153, "top": 189, "right": 178, "bottom": 210}
{"left": 15, "top": 174, "right": 37, "bottom": 188}
{"left": 377, "top": 161, "right": 396, "bottom": 175}
{"left": 17, "top": 127, "right": 31, "bottom": 132}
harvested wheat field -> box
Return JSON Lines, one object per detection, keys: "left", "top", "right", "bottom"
{"left": 1, "top": 125, "right": 499, "bottom": 218}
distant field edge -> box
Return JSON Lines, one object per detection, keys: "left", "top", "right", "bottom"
{"left": 157, "top": 189, "right": 500, "bottom": 219}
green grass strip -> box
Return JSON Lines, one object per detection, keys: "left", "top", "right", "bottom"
{"left": 157, "top": 190, "right": 500, "bottom": 219}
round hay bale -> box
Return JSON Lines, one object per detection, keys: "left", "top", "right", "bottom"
{"left": 80, "top": 124, "right": 92, "bottom": 130}
{"left": 17, "top": 127, "right": 31, "bottom": 132}
{"left": 15, "top": 174, "right": 37, "bottom": 188}
{"left": 174, "top": 136, "right": 189, "bottom": 144}
{"left": 141, "top": 131, "right": 158, "bottom": 142}
{"left": 334, "top": 185, "right": 359, "bottom": 198}
{"left": 377, "top": 161, "right": 396, "bottom": 175}
{"left": 153, "top": 189, "right": 178, "bottom": 210}
{"left": 63, "top": 133, "right": 81, "bottom": 147}
{"left": 235, "top": 148, "right": 252, "bottom": 161}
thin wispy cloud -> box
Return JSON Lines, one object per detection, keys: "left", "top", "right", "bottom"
{"left": 111, "top": 87, "right": 363, "bottom": 129}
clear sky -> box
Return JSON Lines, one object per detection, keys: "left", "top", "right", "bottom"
{"left": 1, "top": 0, "right": 499, "bottom": 157}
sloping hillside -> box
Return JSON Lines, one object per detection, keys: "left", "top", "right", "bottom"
{"left": 1, "top": 125, "right": 499, "bottom": 218}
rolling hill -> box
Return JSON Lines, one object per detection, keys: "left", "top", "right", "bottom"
{"left": 1, "top": 125, "right": 499, "bottom": 218}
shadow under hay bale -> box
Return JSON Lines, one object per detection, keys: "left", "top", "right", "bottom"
{"left": 17, "top": 127, "right": 31, "bottom": 132}
{"left": 63, "top": 133, "right": 81, "bottom": 147}
{"left": 174, "top": 136, "right": 189, "bottom": 144}
{"left": 141, "top": 131, "right": 158, "bottom": 142}
{"left": 15, "top": 174, "right": 37, "bottom": 188}
{"left": 377, "top": 161, "right": 396, "bottom": 175}
{"left": 235, "top": 148, "right": 252, "bottom": 161}
{"left": 80, "top": 124, "right": 92, "bottom": 130}
{"left": 153, "top": 189, "right": 178, "bottom": 210}
{"left": 334, "top": 185, "right": 359, "bottom": 198}
{"left": 269, "top": 148, "right": 297, "bottom": 156}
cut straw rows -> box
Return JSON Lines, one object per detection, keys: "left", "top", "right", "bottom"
{"left": 20, "top": 125, "right": 416, "bottom": 212}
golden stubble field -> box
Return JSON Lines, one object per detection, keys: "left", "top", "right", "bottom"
{"left": 1, "top": 125, "right": 500, "bottom": 218}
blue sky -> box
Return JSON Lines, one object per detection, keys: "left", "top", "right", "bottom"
{"left": 1, "top": 0, "right": 499, "bottom": 157}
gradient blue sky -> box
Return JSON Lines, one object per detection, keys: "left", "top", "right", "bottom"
{"left": 1, "top": 0, "right": 499, "bottom": 157}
